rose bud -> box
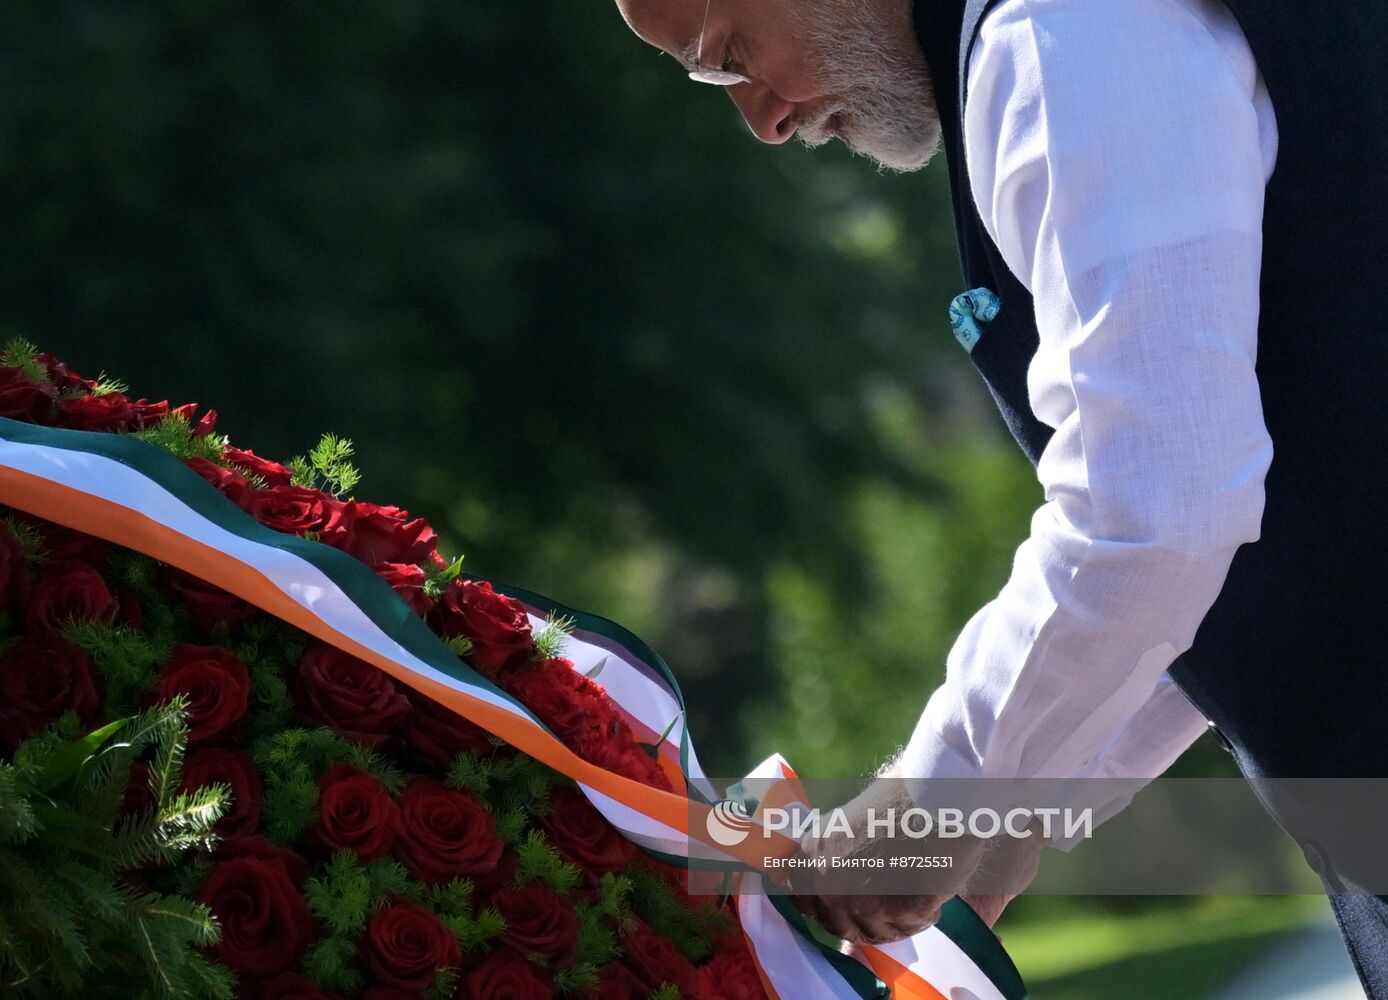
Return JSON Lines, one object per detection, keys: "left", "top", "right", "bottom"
{"left": 0, "top": 634, "right": 100, "bottom": 749}
{"left": 319, "top": 500, "right": 437, "bottom": 568}
{"left": 0, "top": 365, "right": 54, "bottom": 422}
{"left": 243, "top": 485, "right": 332, "bottom": 535}
{"left": 392, "top": 779, "right": 505, "bottom": 884}
{"left": 313, "top": 763, "right": 399, "bottom": 861}
{"left": 56, "top": 391, "right": 134, "bottom": 432}
{"left": 462, "top": 947, "right": 554, "bottom": 1000}
{"left": 156, "top": 644, "right": 251, "bottom": 743}
{"left": 197, "top": 854, "right": 313, "bottom": 976}
{"left": 430, "top": 579, "right": 534, "bottom": 675}
{"left": 619, "top": 920, "right": 699, "bottom": 996}
{"left": 489, "top": 881, "right": 580, "bottom": 966}
{"left": 363, "top": 900, "right": 461, "bottom": 992}
{"left": 25, "top": 560, "right": 119, "bottom": 632}
{"left": 295, "top": 644, "right": 410, "bottom": 747}
{"left": 540, "top": 787, "right": 638, "bottom": 882}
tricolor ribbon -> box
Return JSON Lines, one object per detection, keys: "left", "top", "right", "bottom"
{"left": 0, "top": 418, "right": 1026, "bottom": 1000}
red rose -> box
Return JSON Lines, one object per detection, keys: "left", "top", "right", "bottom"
{"left": 0, "top": 634, "right": 100, "bottom": 748}
{"left": 461, "top": 948, "right": 553, "bottom": 1000}
{"left": 319, "top": 501, "right": 437, "bottom": 568}
{"left": 489, "top": 882, "right": 579, "bottom": 966}
{"left": 25, "top": 560, "right": 119, "bottom": 632}
{"left": 540, "top": 788, "right": 638, "bottom": 881}
{"left": 218, "top": 835, "right": 310, "bottom": 885}
{"left": 156, "top": 644, "right": 251, "bottom": 743}
{"left": 393, "top": 779, "right": 505, "bottom": 884}
{"left": 363, "top": 900, "right": 461, "bottom": 991}
{"left": 701, "top": 938, "right": 766, "bottom": 1000}
{"left": 500, "top": 659, "right": 617, "bottom": 746}
{"left": 182, "top": 747, "right": 262, "bottom": 836}
{"left": 164, "top": 566, "right": 259, "bottom": 635}
{"left": 56, "top": 391, "right": 135, "bottom": 432}
{"left": 363, "top": 991, "right": 418, "bottom": 1000}
{"left": 431, "top": 580, "right": 533, "bottom": 675}
{"left": 223, "top": 445, "right": 294, "bottom": 488}
{"left": 198, "top": 855, "right": 313, "bottom": 976}
{"left": 185, "top": 457, "right": 253, "bottom": 507}
{"left": 243, "top": 485, "right": 333, "bottom": 535}
{"left": 0, "top": 366, "right": 53, "bottom": 422}
{"left": 377, "top": 562, "right": 433, "bottom": 617}
{"left": 314, "top": 763, "right": 399, "bottom": 861}
{"left": 406, "top": 691, "right": 495, "bottom": 768}
{"left": 296, "top": 644, "right": 410, "bottom": 747}
{"left": 619, "top": 920, "right": 699, "bottom": 995}
{"left": 0, "top": 521, "right": 31, "bottom": 614}
{"left": 255, "top": 972, "right": 334, "bottom": 1000}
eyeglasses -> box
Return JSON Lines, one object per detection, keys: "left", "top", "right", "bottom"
{"left": 688, "top": 0, "right": 751, "bottom": 86}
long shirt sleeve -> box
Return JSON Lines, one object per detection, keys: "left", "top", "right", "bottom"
{"left": 900, "top": 0, "right": 1279, "bottom": 794}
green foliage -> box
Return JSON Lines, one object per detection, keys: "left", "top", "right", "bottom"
{"left": 254, "top": 726, "right": 408, "bottom": 841}
{"left": 532, "top": 613, "right": 576, "bottom": 662}
{"left": 513, "top": 830, "right": 582, "bottom": 895}
{"left": 90, "top": 372, "right": 129, "bottom": 397}
{"left": 411, "top": 878, "right": 506, "bottom": 955}
{"left": 302, "top": 934, "right": 364, "bottom": 995}
{"left": 649, "top": 986, "right": 682, "bottom": 1000}
{"left": 423, "top": 554, "right": 465, "bottom": 599}
{"left": 0, "top": 337, "right": 49, "bottom": 386}
{"left": 304, "top": 850, "right": 376, "bottom": 936}
{"left": 445, "top": 749, "right": 561, "bottom": 842}
{"left": 0, "top": 702, "right": 231, "bottom": 999}
{"left": 3, "top": 515, "right": 45, "bottom": 566}
{"left": 129, "top": 411, "right": 227, "bottom": 463}
{"left": 231, "top": 619, "right": 307, "bottom": 739}
{"left": 61, "top": 619, "right": 161, "bottom": 716}
{"left": 566, "top": 871, "right": 634, "bottom": 983}
{"left": 289, "top": 433, "right": 362, "bottom": 498}
{"left": 626, "top": 862, "right": 733, "bottom": 965}
{"left": 426, "top": 966, "right": 460, "bottom": 1000}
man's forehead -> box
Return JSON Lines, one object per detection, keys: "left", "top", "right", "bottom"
{"left": 615, "top": 0, "right": 704, "bottom": 69}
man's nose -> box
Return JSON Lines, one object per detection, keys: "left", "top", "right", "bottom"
{"left": 727, "top": 85, "right": 797, "bottom": 144}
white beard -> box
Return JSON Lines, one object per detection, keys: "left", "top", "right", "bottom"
{"left": 794, "top": 0, "right": 942, "bottom": 172}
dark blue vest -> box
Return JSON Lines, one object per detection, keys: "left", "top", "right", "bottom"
{"left": 912, "top": 0, "right": 1388, "bottom": 782}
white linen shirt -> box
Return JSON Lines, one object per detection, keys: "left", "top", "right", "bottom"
{"left": 899, "top": 0, "right": 1279, "bottom": 795}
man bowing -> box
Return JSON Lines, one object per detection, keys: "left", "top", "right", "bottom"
{"left": 611, "top": 0, "right": 1388, "bottom": 992}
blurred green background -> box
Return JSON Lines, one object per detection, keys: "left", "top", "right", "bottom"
{"left": 0, "top": 2, "right": 1337, "bottom": 996}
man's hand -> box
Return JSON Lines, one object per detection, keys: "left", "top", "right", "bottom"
{"left": 788, "top": 771, "right": 1042, "bottom": 944}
